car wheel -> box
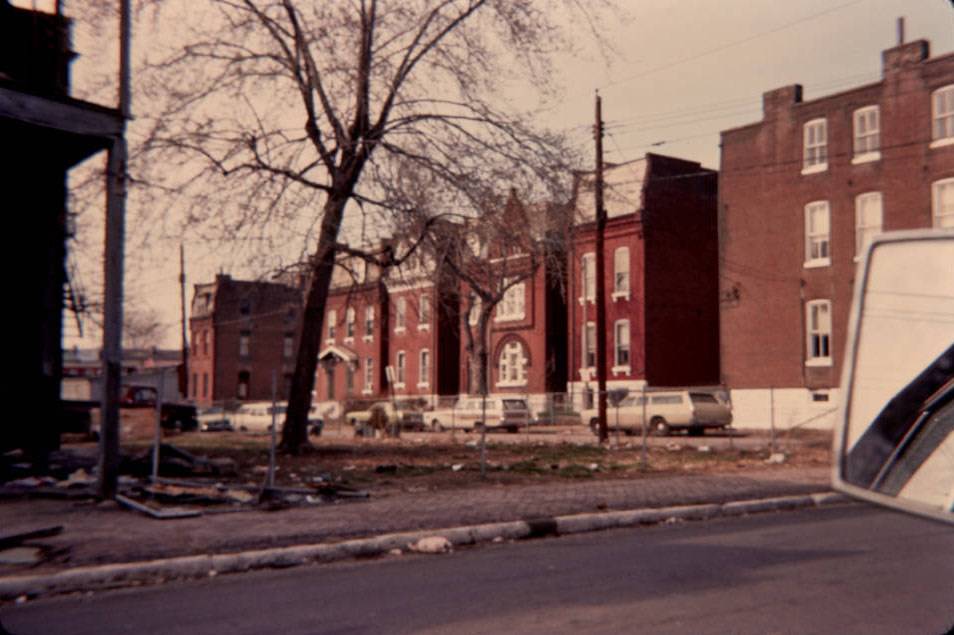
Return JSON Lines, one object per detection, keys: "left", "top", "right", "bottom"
{"left": 431, "top": 420, "right": 444, "bottom": 432}
{"left": 651, "top": 417, "right": 670, "bottom": 437}
{"left": 688, "top": 427, "right": 704, "bottom": 437}
{"left": 473, "top": 422, "right": 485, "bottom": 433}
{"left": 589, "top": 419, "right": 600, "bottom": 436}
{"left": 507, "top": 425, "right": 519, "bottom": 434}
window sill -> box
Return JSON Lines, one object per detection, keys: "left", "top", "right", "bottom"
{"left": 417, "top": 325, "right": 430, "bottom": 332}
{"left": 392, "top": 383, "right": 406, "bottom": 390}
{"left": 851, "top": 151, "right": 880, "bottom": 164}
{"left": 578, "top": 297, "right": 595, "bottom": 306}
{"left": 578, "top": 367, "right": 596, "bottom": 381}
{"left": 416, "top": 383, "right": 430, "bottom": 390}
{"left": 800, "top": 163, "right": 828, "bottom": 176}
{"left": 929, "top": 137, "right": 954, "bottom": 149}
{"left": 324, "top": 338, "right": 335, "bottom": 346}
{"left": 803, "top": 258, "right": 831, "bottom": 269}
{"left": 362, "top": 335, "right": 374, "bottom": 343}
{"left": 611, "top": 291, "right": 630, "bottom": 302}
{"left": 496, "top": 380, "right": 528, "bottom": 388}
{"left": 361, "top": 388, "right": 373, "bottom": 395}
{"left": 494, "top": 314, "right": 525, "bottom": 323}
{"left": 344, "top": 337, "right": 354, "bottom": 345}
{"left": 612, "top": 365, "right": 631, "bottom": 376}
{"left": 805, "top": 358, "right": 833, "bottom": 368}
{"left": 394, "top": 327, "right": 406, "bottom": 335}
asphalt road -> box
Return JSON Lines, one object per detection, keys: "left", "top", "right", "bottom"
{"left": 3, "top": 505, "right": 951, "bottom": 635}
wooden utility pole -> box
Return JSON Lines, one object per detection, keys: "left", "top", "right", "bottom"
{"left": 98, "top": 0, "right": 131, "bottom": 499}
{"left": 179, "top": 244, "right": 189, "bottom": 398}
{"left": 594, "top": 93, "right": 608, "bottom": 443}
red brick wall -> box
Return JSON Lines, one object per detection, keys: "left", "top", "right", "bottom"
{"left": 719, "top": 43, "right": 954, "bottom": 390}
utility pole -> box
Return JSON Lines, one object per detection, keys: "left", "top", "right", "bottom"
{"left": 594, "top": 92, "right": 609, "bottom": 443}
{"left": 98, "top": 0, "right": 131, "bottom": 499}
{"left": 179, "top": 244, "right": 189, "bottom": 399}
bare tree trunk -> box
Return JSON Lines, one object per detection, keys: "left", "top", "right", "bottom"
{"left": 281, "top": 193, "right": 348, "bottom": 453}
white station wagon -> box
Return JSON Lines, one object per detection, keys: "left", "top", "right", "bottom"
{"left": 428, "top": 397, "right": 531, "bottom": 433}
{"left": 582, "top": 390, "right": 732, "bottom": 437}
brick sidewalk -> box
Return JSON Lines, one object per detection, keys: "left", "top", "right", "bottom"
{"left": 0, "top": 467, "right": 831, "bottom": 575}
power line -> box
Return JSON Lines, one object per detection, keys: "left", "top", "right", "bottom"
{"left": 600, "top": 0, "right": 867, "bottom": 89}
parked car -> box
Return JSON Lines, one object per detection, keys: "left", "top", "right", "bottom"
{"left": 345, "top": 401, "right": 425, "bottom": 432}
{"left": 428, "top": 396, "right": 531, "bottom": 433}
{"left": 232, "top": 401, "right": 325, "bottom": 435}
{"left": 197, "top": 406, "right": 233, "bottom": 432}
{"left": 582, "top": 390, "right": 732, "bottom": 436}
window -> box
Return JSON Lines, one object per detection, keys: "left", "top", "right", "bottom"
{"left": 345, "top": 365, "right": 354, "bottom": 395}
{"left": 239, "top": 331, "right": 250, "bottom": 357}
{"left": 496, "top": 280, "right": 526, "bottom": 321}
{"left": 613, "top": 247, "right": 630, "bottom": 299}
{"left": 191, "top": 373, "right": 198, "bottom": 397}
{"left": 238, "top": 371, "right": 250, "bottom": 399}
{"left": 364, "top": 306, "right": 375, "bottom": 338}
{"left": 395, "top": 351, "right": 406, "bottom": 387}
{"left": 345, "top": 307, "right": 355, "bottom": 340}
{"left": 804, "top": 201, "right": 830, "bottom": 266}
{"left": 581, "top": 253, "right": 596, "bottom": 302}
{"left": 583, "top": 322, "right": 596, "bottom": 368}
{"left": 418, "top": 349, "right": 431, "bottom": 388}
{"left": 325, "top": 366, "right": 335, "bottom": 400}
{"left": 853, "top": 106, "right": 880, "bottom": 161}
{"left": 363, "top": 358, "right": 374, "bottom": 394}
{"left": 931, "top": 85, "right": 954, "bottom": 146}
{"left": 468, "top": 297, "right": 482, "bottom": 326}
{"left": 202, "top": 373, "right": 209, "bottom": 398}
{"left": 806, "top": 300, "right": 832, "bottom": 366}
{"left": 497, "top": 340, "right": 528, "bottom": 387}
{"left": 614, "top": 320, "right": 630, "bottom": 370}
{"left": 802, "top": 118, "right": 827, "bottom": 173}
{"left": 239, "top": 298, "right": 251, "bottom": 316}
{"left": 855, "top": 192, "right": 883, "bottom": 258}
{"left": 418, "top": 295, "right": 431, "bottom": 330}
{"left": 395, "top": 298, "right": 406, "bottom": 331}
{"left": 283, "top": 334, "right": 294, "bottom": 358}
{"left": 326, "top": 309, "right": 336, "bottom": 340}
{"left": 202, "top": 331, "right": 209, "bottom": 355}
{"left": 933, "top": 178, "right": 954, "bottom": 228}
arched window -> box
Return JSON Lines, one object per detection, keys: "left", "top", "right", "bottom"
{"left": 497, "top": 340, "right": 528, "bottom": 387}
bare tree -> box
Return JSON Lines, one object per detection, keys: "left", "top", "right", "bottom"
{"left": 131, "top": 0, "right": 611, "bottom": 453}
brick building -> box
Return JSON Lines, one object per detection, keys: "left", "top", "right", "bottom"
{"left": 719, "top": 38, "right": 954, "bottom": 429}
{"left": 567, "top": 154, "right": 721, "bottom": 409}
{"left": 188, "top": 274, "right": 303, "bottom": 406}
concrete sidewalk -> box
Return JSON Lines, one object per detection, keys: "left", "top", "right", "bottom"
{"left": 1, "top": 467, "right": 831, "bottom": 571}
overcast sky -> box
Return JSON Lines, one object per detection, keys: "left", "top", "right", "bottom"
{"left": 41, "top": 0, "right": 953, "bottom": 349}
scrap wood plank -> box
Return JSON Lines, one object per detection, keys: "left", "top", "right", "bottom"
{"left": 116, "top": 494, "right": 202, "bottom": 519}
{"left": 0, "top": 526, "right": 64, "bottom": 550}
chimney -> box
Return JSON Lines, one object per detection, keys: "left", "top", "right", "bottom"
{"left": 897, "top": 17, "right": 904, "bottom": 46}
{"left": 762, "top": 85, "right": 803, "bottom": 119}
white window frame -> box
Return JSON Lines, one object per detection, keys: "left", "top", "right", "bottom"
{"left": 418, "top": 295, "right": 431, "bottom": 331}
{"left": 417, "top": 349, "right": 431, "bottom": 388}
{"left": 852, "top": 106, "right": 880, "bottom": 163}
{"left": 613, "top": 320, "right": 631, "bottom": 375}
{"left": 579, "top": 252, "right": 596, "bottom": 304}
{"left": 496, "top": 279, "right": 526, "bottom": 322}
{"left": 362, "top": 357, "right": 374, "bottom": 395}
{"left": 854, "top": 192, "right": 883, "bottom": 260}
{"left": 496, "top": 340, "right": 528, "bottom": 388}
{"left": 804, "top": 201, "right": 831, "bottom": 268}
{"left": 582, "top": 321, "right": 596, "bottom": 370}
{"left": 345, "top": 307, "right": 356, "bottom": 342}
{"left": 326, "top": 309, "right": 336, "bottom": 342}
{"left": 805, "top": 300, "right": 832, "bottom": 367}
{"left": 363, "top": 306, "right": 375, "bottom": 342}
{"left": 612, "top": 247, "right": 630, "bottom": 301}
{"left": 394, "top": 351, "right": 406, "bottom": 388}
{"left": 932, "top": 178, "right": 954, "bottom": 229}
{"left": 394, "top": 297, "right": 406, "bottom": 333}
{"left": 239, "top": 332, "right": 250, "bottom": 357}
{"left": 930, "top": 85, "right": 954, "bottom": 148}
{"left": 802, "top": 118, "right": 828, "bottom": 174}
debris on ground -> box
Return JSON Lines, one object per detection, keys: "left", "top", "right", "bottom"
{"left": 0, "top": 526, "right": 63, "bottom": 551}
{"left": 765, "top": 452, "right": 787, "bottom": 464}
{"left": 123, "top": 444, "right": 237, "bottom": 479}
{"left": 374, "top": 464, "right": 397, "bottom": 474}
{"left": 451, "top": 464, "right": 463, "bottom": 472}
{"left": 55, "top": 469, "right": 95, "bottom": 489}
{"left": 587, "top": 463, "right": 600, "bottom": 471}
{"left": 115, "top": 494, "right": 202, "bottom": 520}
{"left": 388, "top": 549, "right": 403, "bottom": 556}
{"left": 697, "top": 445, "right": 712, "bottom": 453}
{"left": 666, "top": 443, "right": 682, "bottom": 452}
{"left": 409, "top": 536, "right": 452, "bottom": 554}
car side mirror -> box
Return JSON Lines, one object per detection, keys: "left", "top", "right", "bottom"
{"left": 834, "top": 229, "right": 954, "bottom": 525}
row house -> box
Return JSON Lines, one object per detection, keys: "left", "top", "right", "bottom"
{"left": 188, "top": 274, "right": 303, "bottom": 406}
{"left": 567, "top": 153, "right": 721, "bottom": 409}
{"left": 719, "top": 37, "right": 954, "bottom": 429}
{"left": 313, "top": 249, "right": 461, "bottom": 412}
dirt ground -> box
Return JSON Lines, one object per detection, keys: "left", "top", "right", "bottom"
{"left": 94, "top": 414, "right": 833, "bottom": 495}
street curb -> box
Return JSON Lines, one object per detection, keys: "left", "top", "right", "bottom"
{"left": 0, "top": 491, "right": 849, "bottom": 600}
